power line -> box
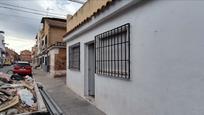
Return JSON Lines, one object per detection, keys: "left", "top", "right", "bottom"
{"left": 0, "top": 12, "right": 41, "bottom": 20}
{"left": 0, "top": 2, "right": 66, "bottom": 16}
{"left": 0, "top": 5, "right": 65, "bottom": 17}
{"left": 68, "top": 0, "right": 86, "bottom": 4}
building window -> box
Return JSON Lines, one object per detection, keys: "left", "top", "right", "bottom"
{"left": 40, "top": 57, "right": 44, "bottom": 64}
{"left": 95, "top": 23, "right": 130, "bottom": 79}
{"left": 69, "top": 43, "right": 80, "bottom": 70}
{"left": 42, "top": 56, "right": 44, "bottom": 64}
{"left": 45, "top": 56, "right": 47, "bottom": 65}
{"left": 45, "top": 36, "right": 47, "bottom": 46}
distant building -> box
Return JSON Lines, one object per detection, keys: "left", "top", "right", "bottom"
{"left": 34, "top": 17, "right": 68, "bottom": 77}
{"left": 0, "top": 31, "right": 5, "bottom": 67}
{"left": 31, "top": 45, "right": 37, "bottom": 66}
{"left": 20, "top": 50, "right": 31, "bottom": 62}
{"left": 4, "top": 47, "right": 19, "bottom": 65}
{"left": 33, "top": 32, "right": 41, "bottom": 67}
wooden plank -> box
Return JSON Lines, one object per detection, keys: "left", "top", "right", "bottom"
{"left": 0, "top": 96, "right": 19, "bottom": 112}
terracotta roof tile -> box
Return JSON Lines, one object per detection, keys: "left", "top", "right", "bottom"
{"left": 64, "top": 0, "right": 112, "bottom": 37}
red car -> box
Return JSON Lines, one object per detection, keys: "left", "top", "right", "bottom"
{"left": 12, "top": 61, "right": 32, "bottom": 76}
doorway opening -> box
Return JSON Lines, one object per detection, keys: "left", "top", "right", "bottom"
{"left": 88, "top": 43, "right": 95, "bottom": 98}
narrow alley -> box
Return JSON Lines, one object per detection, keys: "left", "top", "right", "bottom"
{"left": 33, "top": 69, "right": 105, "bottom": 115}
{"left": 1, "top": 0, "right": 204, "bottom": 115}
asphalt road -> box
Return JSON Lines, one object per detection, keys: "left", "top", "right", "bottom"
{"left": 0, "top": 65, "right": 13, "bottom": 73}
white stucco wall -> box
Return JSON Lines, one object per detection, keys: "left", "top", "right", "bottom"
{"left": 0, "top": 33, "right": 5, "bottom": 64}
{"left": 65, "top": 1, "right": 204, "bottom": 115}
{"left": 48, "top": 48, "right": 66, "bottom": 77}
{"left": 49, "top": 48, "right": 59, "bottom": 77}
{"left": 0, "top": 33, "right": 5, "bottom": 52}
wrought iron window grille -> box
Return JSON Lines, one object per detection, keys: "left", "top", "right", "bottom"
{"left": 95, "top": 23, "right": 130, "bottom": 80}
{"left": 69, "top": 42, "right": 80, "bottom": 70}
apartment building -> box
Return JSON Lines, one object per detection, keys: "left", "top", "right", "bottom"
{"left": 20, "top": 50, "right": 31, "bottom": 62}
{"left": 36, "top": 17, "right": 67, "bottom": 77}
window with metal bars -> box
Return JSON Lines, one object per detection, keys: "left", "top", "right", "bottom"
{"left": 45, "top": 56, "right": 47, "bottom": 65}
{"left": 69, "top": 43, "right": 80, "bottom": 70}
{"left": 42, "top": 56, "right": 44, "bottom": 64}
{"left": 95, "top": 23, "right": 130, "bottom": 79}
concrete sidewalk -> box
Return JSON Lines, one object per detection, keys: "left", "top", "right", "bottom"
{"left": 33, "top": 69, "right": 105, "bottom": 115}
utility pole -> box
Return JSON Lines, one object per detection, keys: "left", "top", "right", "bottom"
{"left": 46, "top": 7, "right": 54, "bottom": 16}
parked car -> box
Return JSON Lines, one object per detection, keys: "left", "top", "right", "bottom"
{"left": 12, "top": 61, "right": 32, "bottom": 76}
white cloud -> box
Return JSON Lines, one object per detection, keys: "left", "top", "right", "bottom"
{"left": 37, "top": 0, "right": 83, "bottom": 15}
{"left": 4, "top": 35, "right": 35, "bottom": 54}
{"left": 0, "top": 0, "right": 85, "bottom": 54}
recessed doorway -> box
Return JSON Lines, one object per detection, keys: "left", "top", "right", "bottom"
{"left": 88, "top": 43, "right": 95, "bottom": 98}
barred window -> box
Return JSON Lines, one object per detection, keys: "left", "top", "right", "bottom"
{"left": 42, "top": 57, "right": 44, "bottom": 64}
{"left": 69, "top": 43, "right": 80, "bottom": 70}
{"left": 45, "top": 56, "right": 47, "bottom": 65}
{"left": 95, "top": 23, "right": 130, "bottom": 79}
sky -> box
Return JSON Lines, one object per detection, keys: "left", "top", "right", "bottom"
{"left": 0, "top": 0, "right": 85, "bottom": 54}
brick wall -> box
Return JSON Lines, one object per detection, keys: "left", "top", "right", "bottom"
{"left": 20, "top": 50, "right": 31, "bottom": 62}
{"left": 54, "top": 48, "right": 66, "bottom": 70}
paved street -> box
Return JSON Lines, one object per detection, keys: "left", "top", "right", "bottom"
{"left": 0, "top": 65, "right": 12, "bottom": 73}
{"left": 0, "top": 66, "right": 105, "bottom": 115}
{"left": 33, "top": 69, "right": 105, "bottom": 115}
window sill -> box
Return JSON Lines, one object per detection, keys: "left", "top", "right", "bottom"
{"left": 96, "top": 73, "right": 130, "bottom": 81}
{"left": 69, "top": 68, "right": 80, "bottom": 72}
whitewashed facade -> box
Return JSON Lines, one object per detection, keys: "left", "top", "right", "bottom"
{"left": 0, "top": 31, "right": 5, "bottom": 67}
{"left": 64, "top": 0, "right": 204, "bottom": 115}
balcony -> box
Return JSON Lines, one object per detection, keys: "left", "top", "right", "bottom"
{"left": 48, "top": 42, "right": 66, "bottom": 49}
{"left": 38, "top": 42, "right": 66, "bottom": 56}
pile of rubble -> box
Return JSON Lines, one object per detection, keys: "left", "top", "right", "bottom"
{"left": 0, "top": 72, "right": 38, "bottom": 115}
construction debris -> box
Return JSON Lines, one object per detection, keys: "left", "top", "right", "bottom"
{"left": 18, "top": 89, "right": 34, "bottom": 107}
{"left": 0, "top": 96, "right": 19, "bottom": 111}
{"left": 6, "top": 108, "right": 18, "bottom": 115}
{"left": 0, "top": 72, "right": 11, "bottom": 83}
{"left": 0, "top": 72, "right": 39, "bottom": 114}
